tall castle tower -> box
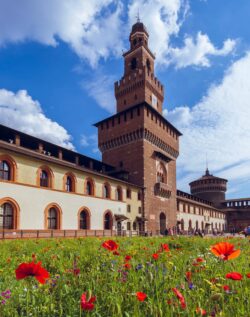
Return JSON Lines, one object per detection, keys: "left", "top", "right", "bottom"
{"left": 95, "top": 21, "right": 182, "bottom": 232}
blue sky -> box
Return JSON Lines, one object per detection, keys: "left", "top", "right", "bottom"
{"left": 0, "top": 0, "right": 249, "bottom": 198}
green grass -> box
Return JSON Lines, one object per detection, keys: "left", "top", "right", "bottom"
{"left": 0, "top": 236, "right": 249, "bottom": 317}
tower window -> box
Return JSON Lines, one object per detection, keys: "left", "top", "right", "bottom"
{"left": 133, "top": 38, "right": 137, "bottom": 47}
{"left": 131, "top": 58, "right": 137, "bottom": 70}
{"left": 146, "top": 58, "right": 151, "bottom": 71}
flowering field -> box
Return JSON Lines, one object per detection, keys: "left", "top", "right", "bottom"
{"left": 0, "top": 237, "right": 250, "bottom": 317}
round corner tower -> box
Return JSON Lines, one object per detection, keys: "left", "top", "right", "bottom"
{"left": 189, "top": 168, "right": 228, "bottom": 207}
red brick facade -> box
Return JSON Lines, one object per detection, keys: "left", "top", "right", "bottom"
{"left": 95, "top": 22, "right": 182, "bottom": 232}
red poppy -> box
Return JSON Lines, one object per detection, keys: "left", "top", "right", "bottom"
{"left": 222, "top": 285, "right": 230, "bottom": 291}
{"left": 15, "top": 261, "right": 49, "bottom": 284}
{"left": 160, "top": 244, "right": 170, "bottom": 252}
{"left": 210, "top": 242, "right": 240, "bottom": 260}
{"left": 102, "top": 240, "right": 118, "bottom": 251}
{"left": 136, "top": 292, "right": 147, "bottom": 301}
{"left": 172, "top": 288, "right": 186, "bottom": 309}
{"left": 125, "top": 255, "right": 132, "bottom": 261}
{"left": 225, "top": 272, "right": 243, "bottom": 280}
{"left": 124, "top": 263, "right": 131, "bottom": 269}
{"left": 246, "top": 273, "right": 250, "bottom": 278}
{"left": 196, "top": 257, "right": 204, "bottom": 263}
{"left": 152, "top": 253, "right": 159, "bottom": 260}
{"left": 196, "top": 307, "right": 207, "bottom": 316}
{"left": 81, "top": 293, "right": 96, "bottom": 311}
{"left": 186, "top": 271, "right": 192, "bottom": 281}
{"left": 113, "top": 250, "right": 120, "bottom": 256}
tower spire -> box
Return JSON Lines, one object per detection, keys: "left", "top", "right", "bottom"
{"left": 205, "top": 152, "right": 210, "bottom": 176}
{"left": 136, "top": 9, "right": 140, "bottom": 22}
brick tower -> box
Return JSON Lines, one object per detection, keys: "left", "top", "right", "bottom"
{"left": 95, "top": 21, "right": 182, "bottom": 233}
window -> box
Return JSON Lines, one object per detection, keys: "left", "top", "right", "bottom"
{"left": 157, "top": 162, "right": 167, "bottom": 183}
{"left": 103, "top": 183, "right": 111, "bottom": 199}
{"left": 48, "top": 208, "right": 58, "bottom": 229}
{"left": 116, "top": 187, "right": 123, "bottom": 201}
{"left": 131, "top": 57, "right": 137, "bottom": 70}
{"left": 0, "top": 203, "right": 13, "bottom": 229}
{"left": 138, "top": 191, "right": 141, "bottom": 201}
{"left": 133, "top": 222, "right": 137, "bottom": 230}
{"left": 0, "top": 161, "right": 10, "bottom": 181}
{"left": 79, "top": 209, "right": 90, "bottom": 229}
{"left": 138, "top": 207, "right": 142, "bottom": 214}
{"left": 85, "top": 178, "right": 94, "bottom": 196}
{"left": 126, "top": 188, "right": 131, "bottom": 199}
{"left": 127, "top": 205, "right": 131, "bottom": 213}
{"left": 127, "top": 222, "right": 131, "bottom": 230}
{"left": 40, "top": 170, "right": 49, "bottom": 187}
{"left": 104, "top": 211, "right": 112, "bottom": 230}
{"left": 66, "top": 176, "right": 73, "bottom": 192}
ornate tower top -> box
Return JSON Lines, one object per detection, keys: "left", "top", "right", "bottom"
{"left": 115, "top": 21, "right": 164, "bottom": 114}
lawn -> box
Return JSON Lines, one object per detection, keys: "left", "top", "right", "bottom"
{"left": 0, "top": 236, "right": 249, "bottom": 316}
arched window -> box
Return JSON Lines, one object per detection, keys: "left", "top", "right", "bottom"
{"left": 38, "top": 166, "right": 53, "bottom": 188}
{"left": 66, "top": 176, "right": 72, "bottom": 192}
{"left": 45, "top": 204, "right": 61, "bottom": 229}
{"left": 103, "top": 183, "right": 111, "bottom": 199}
{"left": 159, "top": 212, "right": 166, "bottom": 234}
{"left": 196, "top": 220, "right": 199, "bottom": 230}
{"left": 79, "top": 209, "right": 90, "bottom": 229}
{"left": 85, "top": 178, "right": 94, "bottom": 196}
{"left": 188, "top": 219, "right": 192, "bottom": 229}
{"left": 157, "top": 162, "right": 167, "bottom": 183}
{"left": 40, "top": 170, "right": 48, "bottom": 187}
{"left": 133, "top": 221, "right": 137, "bottom": 231}
{"left": 0, "top": 161, "right": 10, "bottom": 181}
{"left": 0, "top": 203, "right": 13, "bottom": 229}
{"left": 48, "top": 208, "right": 58, "bottom": 229}
{"left": 104, "top": 211, "right": 113, "bottom": 230}
{"left": 181, "top": 219, "right": 184, "bottom": 231}
{"left": 115, "top": 187, "right": 123, "bottom": 201}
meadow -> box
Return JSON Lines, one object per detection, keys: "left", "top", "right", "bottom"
{"left": 0, "top": 236, "right": 249, "bottom": 317}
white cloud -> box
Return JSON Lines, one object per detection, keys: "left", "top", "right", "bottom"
{"left": 169, "top": 32, "right": 236, "bottom": 68}
{"left": 81, "top": 72, "right": 115, "bottom": 113}
{"left": 165, "top": 52, "right": 250, "bottom": 197}
{"left": 0, "top": 0, "right": 124, "bottom": 67}
{"left": 0, "top": 89, "right": 74, "bottom": 149}
{"left": 0, "top": 0, "right": 235, "bottom": 69}
{"left": 80, "top": 133, "right": 99, "bottom": 154}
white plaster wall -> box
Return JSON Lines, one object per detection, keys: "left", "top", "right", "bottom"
{"left": 0, "top": 182, "right": 126, "bottom": 230}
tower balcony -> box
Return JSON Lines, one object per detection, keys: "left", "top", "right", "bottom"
{"left": 154, "top": 182, "right": 172, "bottom": 198}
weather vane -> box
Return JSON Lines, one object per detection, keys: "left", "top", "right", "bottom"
{"left": 136, "top": 9, "right": 140, "bottom": 22}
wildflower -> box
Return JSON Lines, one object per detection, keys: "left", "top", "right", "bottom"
{"left": 152, "top": 253, "right": 159, "bottom": 260}
{"left": 102, "top": 240, "right": 118, "bottom": 251}
{"left": 113, "top": 250, "right": 120, "bottom": 256}
{"left": 225, "top": 272, "right": 243, "bottom": 280}
{"left": 246, "top": 273, "right": 250, "bottom": 278}
{"left": 172, "top": 288, "right": 186, "bottom": 309}
{"left": 15, "top": 261, "right": 49, "bottom": 284}
{"left": 210, "top": 242, "right": 240, "bottom": 260}
{"left": 160, "top": 244, "right": 170, "bottom": 252}
{"left": 222, "top": 285, "right": 230, "bottom": 292}
{"left": 196, "top": 307, "right": 207, "bottom": 316}
{"left": 135, "top": 264, "right": 143, "bottom": 271}
{"left": 125, "top": 255, "right": 132, "bottom": 261}
{"left": 136, "top": 292, "right": 147, "bottom": 301}
{"left": 124, "top": 263, "right": 131, "bottom": 269}
{"left": 186, "top": 271, "right": 192, "bottom": 282}
{"left": 196, "top": 257, "right": 204, "bottom": 263}
{"left": 81, "top": 293, "right": 96, "bottom": 311}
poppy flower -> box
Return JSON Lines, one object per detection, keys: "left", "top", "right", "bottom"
{"left": 102, "top": 240, "right": 118, "bottom": 251}
{"left": 15, "top": 261, "right": 49, "bottom": 284}
{"left": 124, "top": 263, "right": 131, "bottom": 269}
{"left": 246, "top": 273, "right": 250, "bottom": 278}
{"left": 196, "top": 307, "right": 207, "bottom": 316}
{"left": 125, "top": 255, "right": 132, "bottom": 261}
{"left": 196, "top": 257, "right": 204, "bottom": 263}
{"left": 136, "top": 292, "right": 147, "bottom": 301}
{"left": 113, "top": 250, "right": 120, "bottom": 256}
{"left": 172, "top": 288, "right": 186, "bottom": 309}
{"left": 160, "top": 244, "right": 170, "bottom": 252}
{"left": 81, "top": 293, "right": 96, "bottom": 311}
{"left": 225, "top": 272, "right": 243, "bottom": 280}
{"left": 210, "top": 242, "right": 240, "bottom": 260}
{"left": 152, "top": 253, "right": 159, "bottom": 260}
{"left": 222, "top": 285, "right": 230, "bottom": 292}
{"left": 186, "top": 271, "right": 192, "bottom": 281}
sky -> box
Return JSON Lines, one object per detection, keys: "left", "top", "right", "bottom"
{"left": 0, "top": 0, "right": 249, "bottom": 198}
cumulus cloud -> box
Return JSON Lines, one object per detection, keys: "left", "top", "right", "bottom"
{"left": 0, "top": 89, "right": 74, "bottom": 149}
{"left": 165, "top": 52, "right": 250, "bottom": 197}
{"left": 0, "top": 0, "right": 235, "bottom": 69}
{"left": 0, "top": 0, "right": 124, "bottom": 67}
{"left": 80, "top": 133, "right": 99, "bottom": 154}
{"left": 168, "top": 32, "right": 236, "bottom": 68}
{"left": 81, "top": 72, "right": 115, "bottom": 113}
